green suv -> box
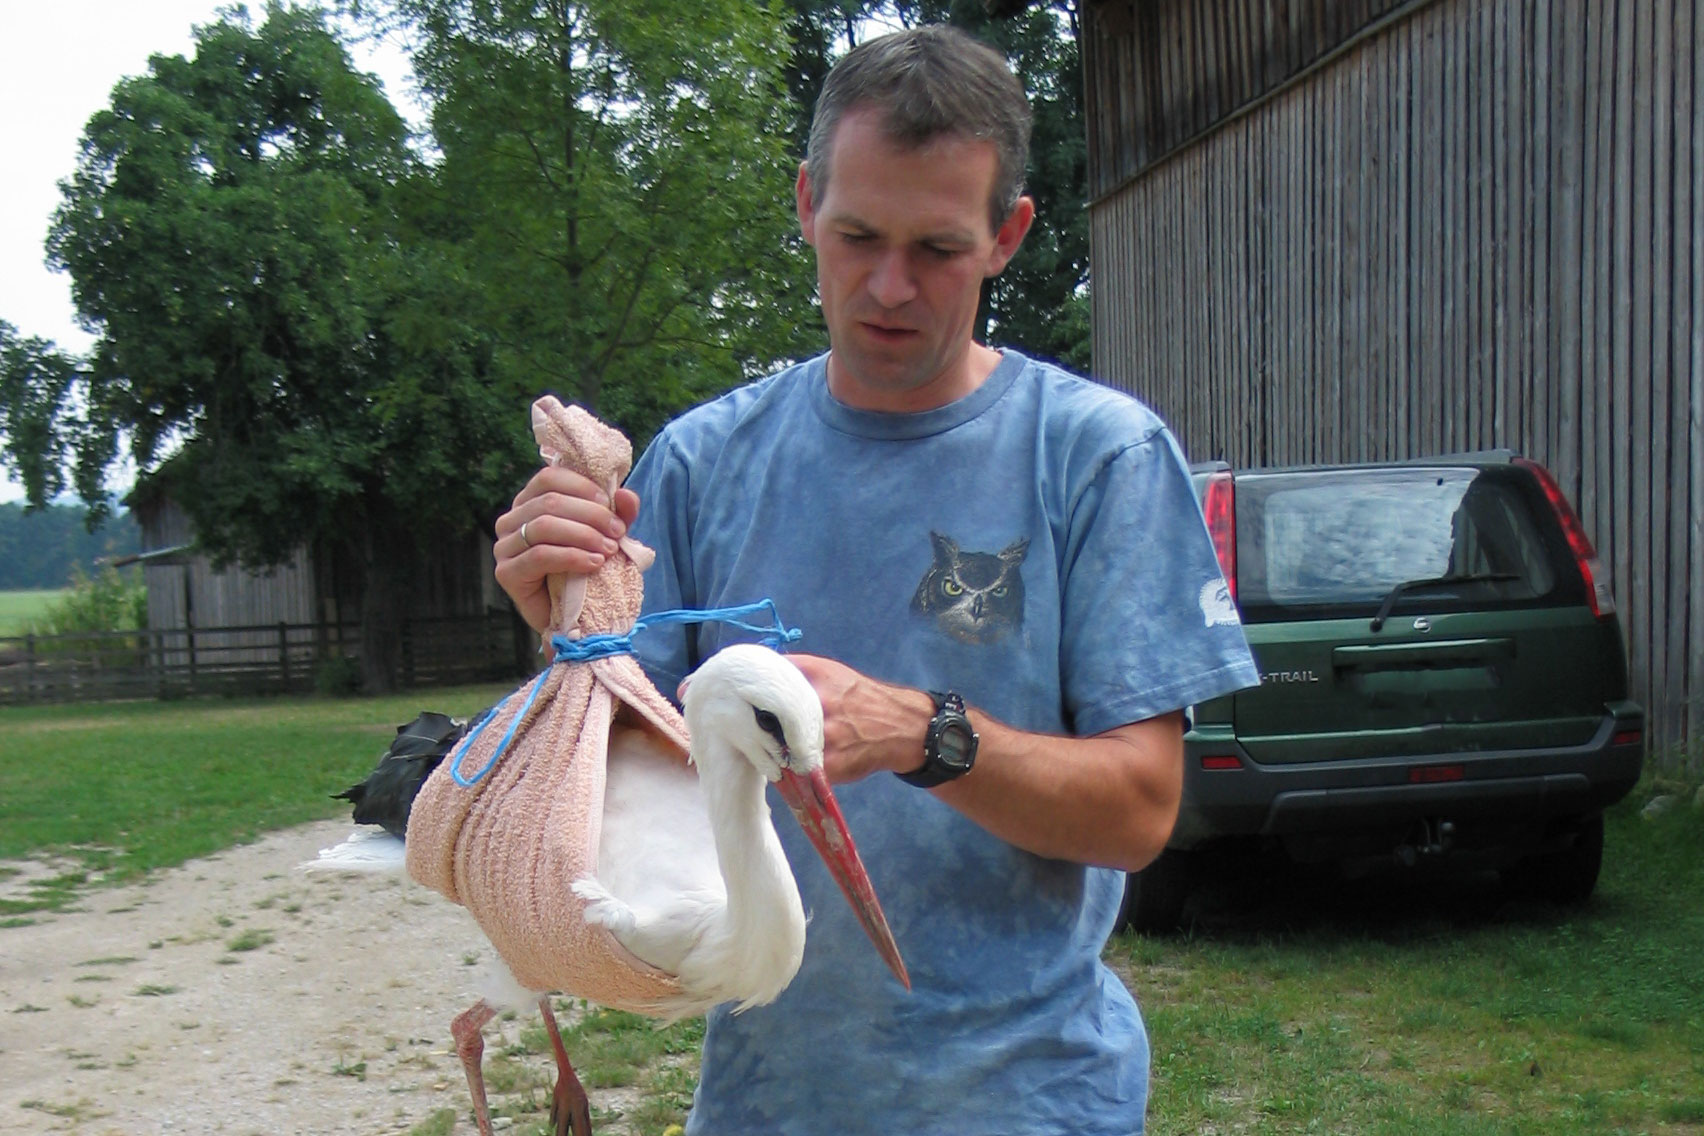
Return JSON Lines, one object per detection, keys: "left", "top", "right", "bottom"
{"left": 1123, "top": 452, "right": 1646, "bottom": 932}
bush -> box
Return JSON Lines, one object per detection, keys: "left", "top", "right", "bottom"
{"left": 24, "top": 564, "right": 148, "bottom": 667}
{"left": 313, "top": 654, "right": 362, "bottom": 697}
{"left": 31, "top": 563, "right": 146, "bottom": 636}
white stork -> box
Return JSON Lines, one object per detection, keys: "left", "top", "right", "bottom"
{"left": 310, "top": 643, "right": 908, "bottom": 1136}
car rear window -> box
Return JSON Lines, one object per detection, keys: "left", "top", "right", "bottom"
{"left": 1232, "top": 466, "right": 1580, "bottom": 622}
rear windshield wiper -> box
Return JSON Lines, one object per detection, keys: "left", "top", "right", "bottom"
{"left": 1369, "top": 572, "right": 1523, "bottom": 631}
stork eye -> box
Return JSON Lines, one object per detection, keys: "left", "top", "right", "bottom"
{"left": 753, "top": 707, "right": 786, "bottom": 744}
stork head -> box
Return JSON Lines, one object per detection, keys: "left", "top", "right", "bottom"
{"left": 678, "top": 643, "right": 826, "bottom": 782}
{"left": 680, "top": 644, "right": 910, "bottom": 990}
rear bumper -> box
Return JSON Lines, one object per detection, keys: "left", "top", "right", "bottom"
{"left": 1174, "top": 705, "right": 1644, "bottom": 852}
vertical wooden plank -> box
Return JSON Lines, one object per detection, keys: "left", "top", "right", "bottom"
{"left": 1454, "top": 3, "right": 1473, "bottom": 455}
{"left": 1229, "top": 116, "right": 1244, "bottom": 465}
{"left": 1492, "top": 0, "right": 1514, "bottom": 451}
{"left": 1251, "top": 93, "right": 1271, "bottom": 465}
{"left": 1242, "top": 115, "right": 1259, "bottom": 466}
{"left": 1391, "top": 15, "right": 1412, "bottom": 459}
{"left": 1321, "top": 71, "right": 1341, "bottom": 464}
{"left": 1307, "top": 76, "right": 1321, "bottom": 465}
{"left": 1189, "top": 144, "right": 1207, "bottom": 450}
{"left": 1299, "top": 79, "right": 1313, "bottom": 464}
{"left": 1648, "top": 0, "right": 1676, "bottom": 747}
{"left": 1508, "top": 0, "right": 1531, "bottom": 454}
{"left": 1530, "top": 0, "right": 1554, "bottom": 469}
{"left": 1479, "top": 0, "right": 1498, "bottom": 451}
{"left": 1563, "top": 0, "right": 1590, "bottom": 505}
{"left": 1691, "top": 0, "right": 1704, "bottom": 759}
{"left": 1673, "top": 0, "right": 1699, "bottom": 755}
{"left": 1347, "top": 43, "right": 1370, "bottom": 463}
{"left": 1272, "top": 93, "right": 1289, "bottom": 463}
{"left": 1439, "top": 5, "right": 1456, "bottom": 457}
{"left": 1585, "top": 0, "right": 1613, "bottom": 545}
{"left": 1462, "top": 0, "right": 1480, "bottom": 450}
{"left": 1611, "top": 0, "right": 1641, "bottom": 705}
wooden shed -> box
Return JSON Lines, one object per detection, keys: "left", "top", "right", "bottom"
{"left": 127, "top": 491, "right": 523, "bottom": 692}
{"left": 1082, "top": 0, "right": 1703, "bottom": 763}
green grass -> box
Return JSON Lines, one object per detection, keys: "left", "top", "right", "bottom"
{"left": 1119, "top": 785, "right": 1704, "bottom": 1135}
{"left": 0, "top": 683, "right": 515, "bottom": 913}
{"left": 0, "top": 589, "right": 67, "bottom": 636}
{"left": 480, "top": 1005, "right": 703, "bottom": 1134}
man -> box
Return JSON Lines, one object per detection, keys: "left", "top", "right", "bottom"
{"left": 495, "top": 26, "right": 1257, "bottom": 1135}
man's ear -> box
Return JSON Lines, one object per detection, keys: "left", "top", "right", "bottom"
{"left": 985, "top": 195, "right": 1036, "bottom": 277}
{"left": 796, "top": 162, "right": 818, "bottom": 248}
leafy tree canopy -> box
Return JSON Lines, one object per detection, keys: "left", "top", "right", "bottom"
{"left": 365, "top": 0, "right": 819, "bottom": 442}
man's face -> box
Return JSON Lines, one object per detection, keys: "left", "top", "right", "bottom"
{"left": 796, "top": 108, "right": 1033, "bottom": 412}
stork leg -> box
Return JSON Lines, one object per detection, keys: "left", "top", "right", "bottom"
{"left": 450, "top": 998, "right": 499, "bottom": 1136}
{"left": 538, "top": 996, "right": 594, "bottom": 1136}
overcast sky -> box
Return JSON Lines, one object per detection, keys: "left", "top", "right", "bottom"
{"left": 0, "top": 1, "right": 416, "bottom": 504}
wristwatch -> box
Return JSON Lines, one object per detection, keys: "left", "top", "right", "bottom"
{"left": 898, "top": 691, "right": 979, "bottom": 788}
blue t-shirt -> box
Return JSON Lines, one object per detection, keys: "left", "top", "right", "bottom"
{"left": 625, "top": 350, "right": 1258, "bottom": 1135}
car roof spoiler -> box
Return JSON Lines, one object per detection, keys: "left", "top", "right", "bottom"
{"left": 1188, "top": 450, "right": 1520, "bottom": 477}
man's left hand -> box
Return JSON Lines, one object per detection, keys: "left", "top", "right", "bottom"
{"left": 786, "top": 654, "right": 933, "bottom": 785}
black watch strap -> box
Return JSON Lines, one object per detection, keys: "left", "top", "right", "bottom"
{"left": 898, "top": 690, "right": 979, "bottom": 788}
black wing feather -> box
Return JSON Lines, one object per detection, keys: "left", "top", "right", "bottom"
{"left": 334, "top": 711, "right": 478, "bottom": 839}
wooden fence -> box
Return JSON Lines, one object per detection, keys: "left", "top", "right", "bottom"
{"left": 0, "top": 611, "right": 527, "bottom": 705}
{"left": 1085, "top": 0, "right": 1704, "bottom": 765}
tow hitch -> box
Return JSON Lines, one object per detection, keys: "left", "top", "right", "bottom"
{"left": 1395, "top": 818, "right": 1456, "bottom": 866}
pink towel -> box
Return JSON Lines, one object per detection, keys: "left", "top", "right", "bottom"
{"left": 406, "top": 398, "right": 688, "bottom": 1010}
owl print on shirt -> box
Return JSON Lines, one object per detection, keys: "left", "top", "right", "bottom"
{"left": 911, "top": 532, "right": 1029, "bottom": 645}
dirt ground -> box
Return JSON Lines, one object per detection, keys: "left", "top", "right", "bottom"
{"left": 0, "top": 819, "right": 579, "bottom": 1136}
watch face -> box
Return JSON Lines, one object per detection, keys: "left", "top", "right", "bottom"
{"left": 937, "top": 722, "right": 975, "bottom": 768}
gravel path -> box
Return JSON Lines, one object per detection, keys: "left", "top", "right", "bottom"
{"left": 0, "top": 819, "right": 555, "bottom": 1136}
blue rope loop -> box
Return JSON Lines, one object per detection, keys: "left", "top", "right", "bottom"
{"left": 446, "top": 598, "right": 801, "bottom": 788}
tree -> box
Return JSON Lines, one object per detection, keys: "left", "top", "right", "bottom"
{"left": 952, "top": 0, "right": 1091, "bottom": 372}
{"left": 0, "top": 501, "right": 141, "bottom": 591}
{"left": 366, "top": 0, "right": 818, "bottom": 444}
{"left": 0, "top": 322, "right": 101, "bottom": 511}
{"left": 11, "top": 4, "right": 536, "bottom": 691}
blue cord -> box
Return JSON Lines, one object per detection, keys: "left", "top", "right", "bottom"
{"left": 446, "top": 599, "right": 801, "bottom": 788}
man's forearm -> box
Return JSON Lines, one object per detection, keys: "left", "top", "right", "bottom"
{"left": 789, "top": 653, "right": 1183, "bottom": 872}
{"left": 931, "top": 710, "right": 1183, "bottom": 872}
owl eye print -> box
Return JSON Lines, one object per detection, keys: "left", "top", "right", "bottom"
{"left": 911, "top": 532, "right": 1030, "bottom": 645}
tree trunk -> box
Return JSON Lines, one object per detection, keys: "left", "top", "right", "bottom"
{"left": 354, "top": 519, "right": 415, "bottom": 695}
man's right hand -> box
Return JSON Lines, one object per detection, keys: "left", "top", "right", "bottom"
{"left": 494, "top": 467, "right": 641, "bottom": 634}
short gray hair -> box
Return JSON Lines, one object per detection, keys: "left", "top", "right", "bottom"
{"left": 805, "top": 26, "right": 1032, "bottom": 234}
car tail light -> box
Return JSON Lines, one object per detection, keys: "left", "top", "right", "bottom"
{"left": 1201, "top": 470, "right": 1236, "bottom": 602}
{"left": 1200, "top": 754, "right": 1243, "bottom": 771}
{"left": 1409, "top": 764, "right": 1466, "bottom": 784}
{"left": 1514, "top": 458, "right": 1616, "bottom": 616}
{"left": 1612, "top": 728, "right": 1643, "bottom": 749}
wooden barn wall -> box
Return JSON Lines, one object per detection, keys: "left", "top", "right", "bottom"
{"left": 1087, "top": 0, "right": 1704, "bottom": 761}
{"left": 1084, "top": 0, "right": 1430, "bottom": 198}
{"left": 138, "top": 499, "right": 317, "bottom": 664}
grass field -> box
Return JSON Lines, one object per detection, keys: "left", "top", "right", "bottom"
{"left": 0, "top": 684, "right": 515, "bottom": 913}
{"left": 1123, "top": 790, "right": 1704, "bottom": 1135}
{"left": 0, "top": 589, "right": 67, "bottom": 636}
{"left": 1, "top": 691, "right": 1699, "bottom": 1135}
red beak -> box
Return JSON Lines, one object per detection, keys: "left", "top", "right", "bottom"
{"left": 774, "top": 767, "right": 911, "bottom": 990}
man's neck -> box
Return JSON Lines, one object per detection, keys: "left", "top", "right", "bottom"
{"left": 826, "top": 342, "right": 1003, "bottom": 414}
